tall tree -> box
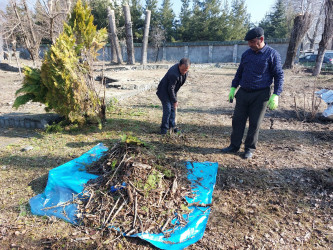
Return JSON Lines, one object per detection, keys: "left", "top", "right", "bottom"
{"left": 159, "top": 0, "right": 175, "bottom": 42}
{"left": 145, "top": 0, "right": 159, "bottom": 28}
{"left": 259, "top": 0, "right": 289, "bottom": 39}
{"left": 283, "top": 12, "right": 313, "bottom": 69}
{"left": 89, "top": 0, "right": 113, "bottom": 30}
{"left": 228, "top": 0, "right": 250, "bottom": 40}
{"left": 306, "top": 2, "right": 325, "bottom": 50}
{"left": 177, "top": 0, "right": 192, "bottom": 41}
{"left": 141, "top": 9, "right": 151, "bottom": 65}
{"left": 205, "top": 0, "right": 223, "bottom": 41}
{"left": 215, "top": 0, "right": 230, "bottom": 41}
{"left": 11, "top": 0, "right": 41, "bottom": 66}
{"left": 130, "top": 0, "right": 144, "bottom": 43}
{"left": 189, "top": 0, "right": 205, "bottom": 41}
{"left": 189, "top": 0, "right": 223, "bottom": 41}
{"left": 123, "top": 4, "right": 135, "bottom": 64}
{"left": 35, "top": 0, "right": 72, "bottom": 44}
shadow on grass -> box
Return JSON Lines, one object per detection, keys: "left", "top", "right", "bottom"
{"left": 0, "top": 128, "right": 44, "bottom": 139}
{"left": 0, "top": 155, "right": 74, "bottom": 170}
{"left": 28, "top": 173, "right": 48, "bottom": 194}
{"left": 130, "top": 104, "right": 333, "bottom": 124}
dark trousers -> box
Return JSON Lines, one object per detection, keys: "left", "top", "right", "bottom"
{"left": 230, "top": 87, "right": 270, "bottom": 152}
{"left": 158, "top": 95, "right": 176, "bottom": 134}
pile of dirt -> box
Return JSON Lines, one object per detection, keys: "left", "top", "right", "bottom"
{"left": 75, "top": 135, "right": 193, "bottom": 237}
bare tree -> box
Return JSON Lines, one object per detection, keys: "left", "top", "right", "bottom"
{"left": 0, "top": 0, "right": 72, "bottom": 67}
{"left": 0, "top": 23, "right": 3, "bottom": 61}
{"left": 306, "top": 4, "right": 325, "bottom": 51}
{"left": 123, "top": 4, "right": 135, "bottom": 65}
{"left": 313, "top": 0, "right": 333, "bottom": 76}
{"left": 150, "top": 26, "right": 165, "bottom": 63}
{"left": 35, "top": 0, "right": 72, "bottom": 44}
{"left": 10, "top": 0, "right": 41, "bottom": 66}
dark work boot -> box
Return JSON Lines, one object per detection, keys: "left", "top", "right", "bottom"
{"left": 243, "top": 149, "right": 253, "bottom": 159}
{"left": 221, "top": 145, "right": 239, "bottom": 153}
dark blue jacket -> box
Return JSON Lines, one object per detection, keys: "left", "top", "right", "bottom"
{"left": 232, "top": 44, "right": 284, "bottom": 95}
{"left": 156, "top": 63, "right": 188, "bottom": 103}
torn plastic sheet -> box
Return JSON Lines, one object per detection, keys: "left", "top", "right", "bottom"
{"left": 29, "top": 144, "right": 218, "bottom": 249}
{"left": 315, "top": 89, "right": 333, "bottom": 119}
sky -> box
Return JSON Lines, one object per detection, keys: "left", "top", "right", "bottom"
{"left": 159, "top": 0, "right": 276, "bottom": 24}
{"left": 0, "top": 0, "right": 276, "bottom": 24}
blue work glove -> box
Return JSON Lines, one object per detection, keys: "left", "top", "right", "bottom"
{"left": 268, "top": 94, "right": 279, "bottom": 110}
{"left": 228, "top": 87, "right": 236, "bottom": 103}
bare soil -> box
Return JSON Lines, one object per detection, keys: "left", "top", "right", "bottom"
{"left": 0, "top": 59, "right": 332, "bottom": 249}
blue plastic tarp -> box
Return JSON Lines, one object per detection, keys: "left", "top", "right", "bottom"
{"left": 29, "top": 144, "right": 218, "bottom": 249}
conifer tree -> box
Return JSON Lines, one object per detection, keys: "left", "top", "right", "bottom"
{"left": 177, "top": 0, "right": 192, "bottom": 41}
{"left": 190, "top": 0, "right": 208, "bottom": 41}
{"left": 89, "top": 0, "right": 114, "bottom": 30}
{"left": 145, "top": 0, "right": 159, "bottom": 28}
{"left": 216, "top": 0, "right": 231, "bottom": 41}
{"left": 159, "top": 0, "right": 176, "bottom": 42}
{"left": 259, "top": 0, "right": 289, "bottom": 39}
{"left": 130, "top": 0, "right": 145, "bottom": 43}
{"left": 228, "top": 0, "right": 250, "bottom": 40}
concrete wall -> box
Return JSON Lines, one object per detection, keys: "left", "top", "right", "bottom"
{"left": 6, "top": 39, "right": 290, "bottom": 64}
{"left": 123, "top": 39, "right": 289, "bottom": 64}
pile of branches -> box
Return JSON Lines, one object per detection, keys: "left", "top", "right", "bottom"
{"left": 75, "top": 136, "right": 194, "bottom": 236}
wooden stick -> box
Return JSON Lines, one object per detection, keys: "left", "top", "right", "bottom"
{"left": 161, "top": 217, "right": 171, "bottom": 232}
{"left": 127, "top": 185, "right": 133, "bottom": 204}
{"left": 85, "top": 190, "right": 94, "bottom": 209}
{"left": 109, "top": 200, "right": 126, "bottom": 224}
{"left": 103, "top": 197, "right": 120, "bottom": 226}
{"left": 132, "top": 191, "right": 138, "bottom": 228}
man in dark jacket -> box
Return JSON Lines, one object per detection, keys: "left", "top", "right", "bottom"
{"left": 221, "top": 27, "right": 284, "bottom": 159}
{"left": 156, "top": 58, "right": 190, "bottom": 135}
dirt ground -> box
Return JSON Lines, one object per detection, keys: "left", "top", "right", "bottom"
{"left": 0, "top": 59, "right": 332, "bottom": 249}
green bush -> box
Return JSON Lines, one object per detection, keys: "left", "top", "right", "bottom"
{"left": 14, "top": 0, "right": 107, "bottom": 125}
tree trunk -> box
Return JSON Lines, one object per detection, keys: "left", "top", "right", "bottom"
{"left": 106, "top": 6, "right": 117, "bottom": 63}
{"left": 123, "top": 5, "right": 135, "bottom": 65}
{"left": 313, "top": 0, "right": 333, "bottom": 76}
{"left": 107, "top": 7, "right": 123, "bottom": 64}
{"left": 141, "top": 10, "right": 151, "bottom": 65}
{"left": 0, "top": 24, "right": 3, "bottom": 62}
{"left": 283, "top": 13, "right": 312, "bottom": 69}
{"left": 109, "top": 37, "right": 117, "bottom": 63}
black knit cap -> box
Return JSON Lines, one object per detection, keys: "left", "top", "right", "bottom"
{"left": 244, "top": 27, "right": 264, "bottom": 41}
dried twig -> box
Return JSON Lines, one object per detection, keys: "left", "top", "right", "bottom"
{"left": 108, "top": 200, "right": 126, "bottom": 224}
{"left": 161, "top": 217, "right": 171, "bottom": 232}
{"left": 103, "top": 197, "right": 120, "bottom": 227}
{"left": 133, "top": 191, "right": 138, "bottom": 228}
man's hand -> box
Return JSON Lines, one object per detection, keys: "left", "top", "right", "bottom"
{"left": 268, "top": 94, "right": 278, "bottom": 110}
{"left": 173, "top": 102, "right": 178, "bottom": 109}
{"left": 228, "top": 87, "right": 236, "bottom": 103}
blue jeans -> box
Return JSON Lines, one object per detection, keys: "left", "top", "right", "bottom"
{"left": 159, "top": 97, "right": 176, "bottom": 134}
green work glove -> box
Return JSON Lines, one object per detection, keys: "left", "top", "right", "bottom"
{"left": 268, "top": 94, "right": 279, "bottom": 110}
{"left": 228, "top": 87, "right": 236, "bottom": 103}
